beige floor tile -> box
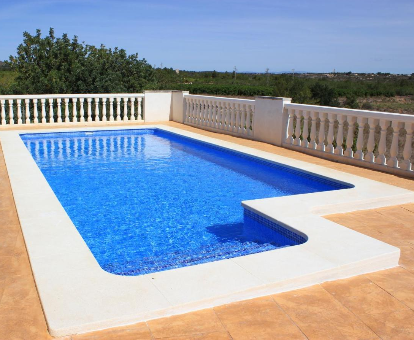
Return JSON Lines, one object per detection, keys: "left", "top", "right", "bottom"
{"left": 147, "top": 309, "right": 225, "bottom": 339}
{"left": 0, "top": 255, "right": 32, "bottom": 279}
{"left": 72, "top": 322, "right": 152, "bottom": 340}
{"left": 367, "top": 267, "right": 414, "bottom": 310}
{"left": 322, "top": 276, "right": 408, "bottom": 316}
{"left": 214, "top": 297, "right": 306, "bottom": 340}
{"left": 399, "top": 245, "right": 414, "bottom": 272}
{"left": 359, "top": 309, "right": 414, "bottom": 340}
{"left": 273, "top": 285, "right": 378, "bottom": 339}
{"left": 155, "top": 331, "right": 232, "bottom": 340}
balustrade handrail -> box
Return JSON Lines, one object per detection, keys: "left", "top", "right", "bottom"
{"left": 285, "top": 103, "right": 414, "bottom": 123}
{"left": 184, "top": 94, "right": 255, "bottom": 104}
{"left": 0, "top": 93, "right": 144, "bottom": 100}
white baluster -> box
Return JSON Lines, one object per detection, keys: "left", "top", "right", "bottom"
{"left": 123, "top": 97, "right": 128, "bottom": 121}
{"left": 401, "top": 122, "right": 413, "bottom": 171}
{"left": 196, "top": 99, "right": 200, "bottom": 124}
{"left": 94, "top": 98, "right": 100, "bottom": 122}
{"left": 326, "top": 113, "right": 335, "bottom": 153}
{"left": 184, "top": 99, "right": 189, "bottom": 123}
{"left": 40, "top": 98, "right": 46, "bottom": 124}
{"left": 206, "top": 100, "right": 211, "bottom": 127}
{"left": 227, "top": 102, "right": 233, "bottom": 130}
{"left": 138, "top": 98, "right": 143, "bottom": 121}
{"left": 236, "top": 103, "right": 241, "bottom": 134}
{"left": 87, "top": 98, "right": 92, "bottom": 122}
{"left": 354, "top": 117, "right": 366, "bottom": 160}
{"left": 48, "top": 98, "right": 54, "bottom": 123}
{"left": 33, "top": 99, "right": 38, "bottom": 124}
{"left": 0, "top": 100, "right": 5, "bottom": 125}
{"left": 56, "top": 98, "right": 62, "bottom": 123}
{"left": 221, "top": 102, "right": 227, "bottom": 129}
{"left": 335, "top": 114, "right": 346, "bottom": 156}
{"left": 25, "top": 99, "right": 30, "bottom": 124}
{"left": 116, "top": 98, "right": 121, "bottom": 121}
{"left": 72, "top": 98, "right": 78, "bottom": 122}
{"left": 193, "top": 99, "right": 198, "bottom": 124}
{"left": 365, "top": 118, "right": 377, "bottom": 163}
{"left": 225, "top": 102, "right": 230, "bottom": 130}
{"left": 16, "top": 99, "right": 22, "bottom": 125}
{"left": 317, "top": 112, "right": 326, "bottom": 151}
{"left": 294, "top": 111, "right": 302, "bottom": 146}
{"left": 201, "top": 100, "right": 205, "bottom": 125}
{"left": 130, "top": 98, "right": 136, "bottom": 121}
{"left": 109, "top": 98, "right": 115, "bottom": 121}
{"left": 187, "top": 99, "right": 192, "bottom": 123}
{"left": 286, "top": 109, "right": 295, "bottom": 144}
{"left": 198, "top": 100, "right": 202, "bottom": 125}
{"left": 388, "top": 121, "right": 401, "bottom": 168}
{"left": 301, "top": 111, "right": 310, "bottom": 148}
{"left": 102, "top": 98, "right": 107, "bottom": 122}
{"left": 309, "top": 111, "right": 317, "bottom": 149}
{"left": 211, "top": 100, "right": 216, "bottom": 128}
{"left": 345, "top": 116, "right": 356, "bottom": 157}
{"left": 213, "top": 101, "right": 218, "bottom": 128}
{"left": 64, "top": 98, "right": 69, "bottom": 123}
{"left": 232, "top": 102, "right": 237, "bottom": 132}
{"left": 8, "top": 99, "right": 14, "bottom": 125}
{"left": 204, "top": 100, "right": 210, "bottom": 126}
{"left": 248, "top": 105, "right": 254, "bottom": 135}
{"left": 79, "top": 98, "right": 85, "bottom": 122}
{"left": 376, "top": 119, "right": 388, "bottom": 165}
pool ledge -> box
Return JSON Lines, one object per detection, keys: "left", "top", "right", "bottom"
{"left": 1, "top": 125, "right": 414, "bottom": 336}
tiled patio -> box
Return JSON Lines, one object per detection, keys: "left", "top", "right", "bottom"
{"left": 0, "top": 122, "right": 413, "bottom": 340}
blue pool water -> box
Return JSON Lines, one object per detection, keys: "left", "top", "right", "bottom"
{"left": 21, "top": 129, "right": 351, "bottom": 275}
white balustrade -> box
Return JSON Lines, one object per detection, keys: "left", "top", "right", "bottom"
{"left": 0, "top": 94, "right": 144, "bottom": 126}
{"left": 284, "top": 103, "right": 414, "bottom": 175}
{"left": 183, "top": 95, "right": 255, "bottom": 137}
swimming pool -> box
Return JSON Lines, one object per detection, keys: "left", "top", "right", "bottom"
{"left": 21, "top": 129, "right": 350, "bottom": 275}
{"left": 2, "top": 125, "right": 409, "bottom": 335}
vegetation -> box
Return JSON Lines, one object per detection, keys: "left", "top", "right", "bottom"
{"left": 3, "top": 28, "right": 155, "bottom": 94}
{"left": 1, "top": 28, "right": 413, "bottom": 114}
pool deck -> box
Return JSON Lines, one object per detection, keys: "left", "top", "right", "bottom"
{"left": 1, "top": 121, "right": 414, "bottom": 339}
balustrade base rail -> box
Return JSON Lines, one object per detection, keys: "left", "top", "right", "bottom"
{"left": 283, "top": 142, "right": 413, "bottom": 177}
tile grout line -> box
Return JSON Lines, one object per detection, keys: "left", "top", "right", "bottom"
{"left": 211, "top": 307, "right": 234, "bottom": 340}
{"left": 366, "top": 274, "right": 414, "bottom": 313}
{"left": 319, "top": 282, "right": 385, "bottom": 340}
{"left": 144, "top": 321, "right": 156, "bottom": 340}
{"left": 270, "top": 294, "right": 310, "bottom": 340}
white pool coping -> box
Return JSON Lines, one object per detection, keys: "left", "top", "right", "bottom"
{"left": 1, "top": 124, "right": 414, "bottom": 336}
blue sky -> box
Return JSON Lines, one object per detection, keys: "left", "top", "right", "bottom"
{"left": 1, "top": 0, "right": 413, "bottom": 73}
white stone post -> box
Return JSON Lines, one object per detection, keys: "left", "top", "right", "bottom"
{"left": 144, "top": 90, "right": 173, "bottom": 122}
{"left": 253, "top": 96, "right": 291, "bottom": 146}
{"left": 171, "top": 91, "right": 189, "bottom": 123}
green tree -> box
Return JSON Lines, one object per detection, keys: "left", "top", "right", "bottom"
{"left": 344, "top": 94, "right": 359, "bottom": 109}
{"left": 310, "top": 83, "right": 340, "bottom": 107}
{"left": 8, "top": 28, "right": 155, "bottom": 94}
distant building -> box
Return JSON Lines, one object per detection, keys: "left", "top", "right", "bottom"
{"left": 175, "top": 69, "right": 180, "bottom": 74}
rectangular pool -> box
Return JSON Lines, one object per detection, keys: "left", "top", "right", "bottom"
{"left": 21, "top": 129, "right": 351, "bottom": 275}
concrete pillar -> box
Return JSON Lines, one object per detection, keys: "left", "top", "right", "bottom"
{"left": 171, "top": 90, "right": 189, "bottom": 123}
{"left": 143, "top": 90, "right": 173, "bottom": 122}
{"left": 253, "top": 96, "right": 291, "bottom": 146}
